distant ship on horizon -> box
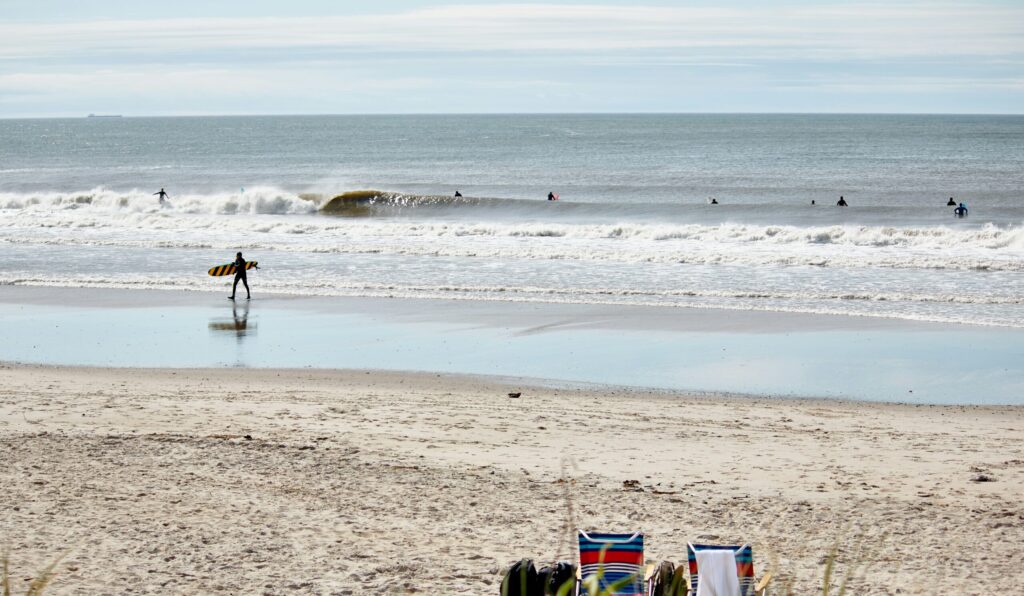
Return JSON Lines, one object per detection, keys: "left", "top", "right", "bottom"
{"left": 87, "top": 113, "right": 122, "bottom": 118}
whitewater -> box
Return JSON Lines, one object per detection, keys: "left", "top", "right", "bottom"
{"left": 1, "top": 114, "right": 1022, "bottom": 327}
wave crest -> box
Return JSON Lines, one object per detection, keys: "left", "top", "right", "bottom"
{"left": 0, "top": 187, "right": 318, "bottom": 215}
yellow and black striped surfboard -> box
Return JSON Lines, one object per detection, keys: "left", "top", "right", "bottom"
{"left": 207, "top": 261, "right": 258, "bottom": 277}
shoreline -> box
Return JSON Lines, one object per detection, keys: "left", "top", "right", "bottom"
{"left": 1, "top": 285, "right": 1021, "bottom": 405}
{"left": 0, "top": 283, "right": 970, "bottom": 330}
{"left": 2, "top": 364, "right": 1022, "bottom": 593}
{"left": 2, "top": 360, "right": 1019, "bottom": 412}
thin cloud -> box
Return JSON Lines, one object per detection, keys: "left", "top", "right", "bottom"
{"left": 0, "top": 69, "right": 436, "bottom": 96}
{"left": 812, "top": 77, "right": 1024, "bottom": 93}
{"left": 1, "top": 3, "right": 1021, "bottom": 115}
{"left": 1, "top": 3, "right": 1021, "bottom": 60}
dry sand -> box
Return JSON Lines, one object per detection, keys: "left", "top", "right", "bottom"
{"left": 1, "top": 363, "right": 1022, "bottom": 594}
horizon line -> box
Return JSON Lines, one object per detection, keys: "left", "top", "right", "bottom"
{"left": 3, "top": 110, "right": 1023, "bottom": 120}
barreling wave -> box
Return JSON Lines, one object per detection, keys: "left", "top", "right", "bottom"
{"left": 317, "top": 189, "right": 537, "bottom": 216}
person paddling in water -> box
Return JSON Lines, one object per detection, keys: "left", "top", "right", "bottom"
{"left": 229, "top": 251, "right": 256, "bottom": 300}
{"left": 154, "top": 188, "right": 169, "bottom": 205}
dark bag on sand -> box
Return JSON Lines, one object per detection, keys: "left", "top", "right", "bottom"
{"left": 501, "top": 558, "right": 540, "bottom": 596}
{"left": 648, "top": 560, "right": 676, "bottom": 596}
{"left": 537, "top": 561, "right": 577, "bottom": 595}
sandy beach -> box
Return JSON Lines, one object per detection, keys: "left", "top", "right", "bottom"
{"left": 3, "top": 8, "right": 1023, "bottom": 594}
{"left": 2, "top": 363, "right": 1022, "bottom": 594}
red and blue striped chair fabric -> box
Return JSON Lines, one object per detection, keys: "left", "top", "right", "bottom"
{"left": 578, "top": 531, "right": 644, "bottom": 595}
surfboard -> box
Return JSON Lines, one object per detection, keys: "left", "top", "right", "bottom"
{"left": 208, "top": 261, "right": 258, "bottom": 277}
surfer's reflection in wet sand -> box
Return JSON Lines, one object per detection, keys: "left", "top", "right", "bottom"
{"left": 208, "top": 300, "right": 256, "bottom": 342}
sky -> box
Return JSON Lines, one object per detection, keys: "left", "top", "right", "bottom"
{"left": 1, "top": 1, "right": 1022, "bottom": 116}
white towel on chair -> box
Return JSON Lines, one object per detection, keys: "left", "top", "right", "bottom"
{"left": 695, "top": 549, "right": 740, "bottom": 596}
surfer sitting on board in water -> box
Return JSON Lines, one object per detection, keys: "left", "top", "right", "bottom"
{"left": 154, "top": 188, "right": 169, "bottom": 205}
{"left": 229, "top": 252, "right": 256, "bottom": 300}
{"left": 454, "top": 190, "right": 462, "bottom": 198}
{"left": 947, "top": 197, "right": 956, "bottom": 206}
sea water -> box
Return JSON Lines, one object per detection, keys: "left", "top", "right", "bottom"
{"left": 1, "top": 114, "right": 1022, "bottom": 327}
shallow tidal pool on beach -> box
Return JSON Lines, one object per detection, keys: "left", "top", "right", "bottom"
{"left": 0, "top": 286, "right": 1021, "bottom": 405}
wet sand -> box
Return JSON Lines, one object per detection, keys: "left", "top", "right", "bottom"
{"left": 1, "top": 285, "right": 1021, "bottom": 404}
{"left": 2, "top": 364, "right": 1022, "bottom": 594}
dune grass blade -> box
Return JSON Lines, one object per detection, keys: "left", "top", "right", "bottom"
{"left": 25, "top": 552, "right": 65, "bottom": 596}
{"left": 498, "top": 561, "right": 528, "bottom": 596}
{"left": 1, "top": 550, "right": 65, "bottom": 596}
{"left": 579, "top": 543, "right": 640, "bottom": 596}
{"left": 667, "top": 571, "right": 687, "bottom": 596}
{"left": 555, "top": 577, "right": 576, "bottom": 596}
{"left": 602, "top": 574, "right": 639, "bottom": 594}
{"left": 3, "top": 552, "right": 10, "bottom": 596}
{"left": 820, "top": 545, "right": 837, "bottom": 596}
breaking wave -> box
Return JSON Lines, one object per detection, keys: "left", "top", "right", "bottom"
{"left": 2, "top": 189, "right": 1021, "bottom": 272}
{"left": 0, "top": 187, "right": 318, "bottom": 215}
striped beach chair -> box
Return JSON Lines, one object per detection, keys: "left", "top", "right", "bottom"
{"left": 578, "top": 531, "right": 645, "bottom": 595}
{"left": 686, "top": 543, "right": 772, "bottom": 596}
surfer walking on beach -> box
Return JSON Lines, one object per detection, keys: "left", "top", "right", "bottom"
{"left": 154, "top": 188, "right": 169, "bottom": 205}
{"left": 229, "top": 251, "right": 254, "bottom": 301}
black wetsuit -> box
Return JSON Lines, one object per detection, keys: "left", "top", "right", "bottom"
{"left": 231, "top": 256, "right": 250, "bottom": 299}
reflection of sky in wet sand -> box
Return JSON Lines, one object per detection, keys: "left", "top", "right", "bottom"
{"left": 1, "top": 292, "right": 1021, "bottom": 405}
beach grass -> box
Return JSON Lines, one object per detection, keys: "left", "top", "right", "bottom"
{"left": 1, "top": 550, "right": 65, "bottom": 596}
{"left": 498, "top": 456, "right": 877, "bottom": 595}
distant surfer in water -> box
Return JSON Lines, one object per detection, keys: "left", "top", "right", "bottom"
{"left": 454, "top": 190, "right": 462, "bottom": 198}
{"left": 547, "top": 191, "right": 559, "bottom": 201}
{"left": 954, "top": 202, "right": 969, "bottom": 218}
{"left": 709, "top": 197, "right": 718, "bottom": 205}
{"left": 946, "top": 197, "right": 956, "bottom": 206}
{"left": 229, "top": 251, "right": 254, "bottom": 300}
{"left": 154, "top": 188, "right": 169, "bottom": 205}
{"left": 837, "top": 195, "right": 848, "bottom": 207}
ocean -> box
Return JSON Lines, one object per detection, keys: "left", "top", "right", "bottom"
{"left": 2, "top": 114, "right": 1023, "bottom": 327}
